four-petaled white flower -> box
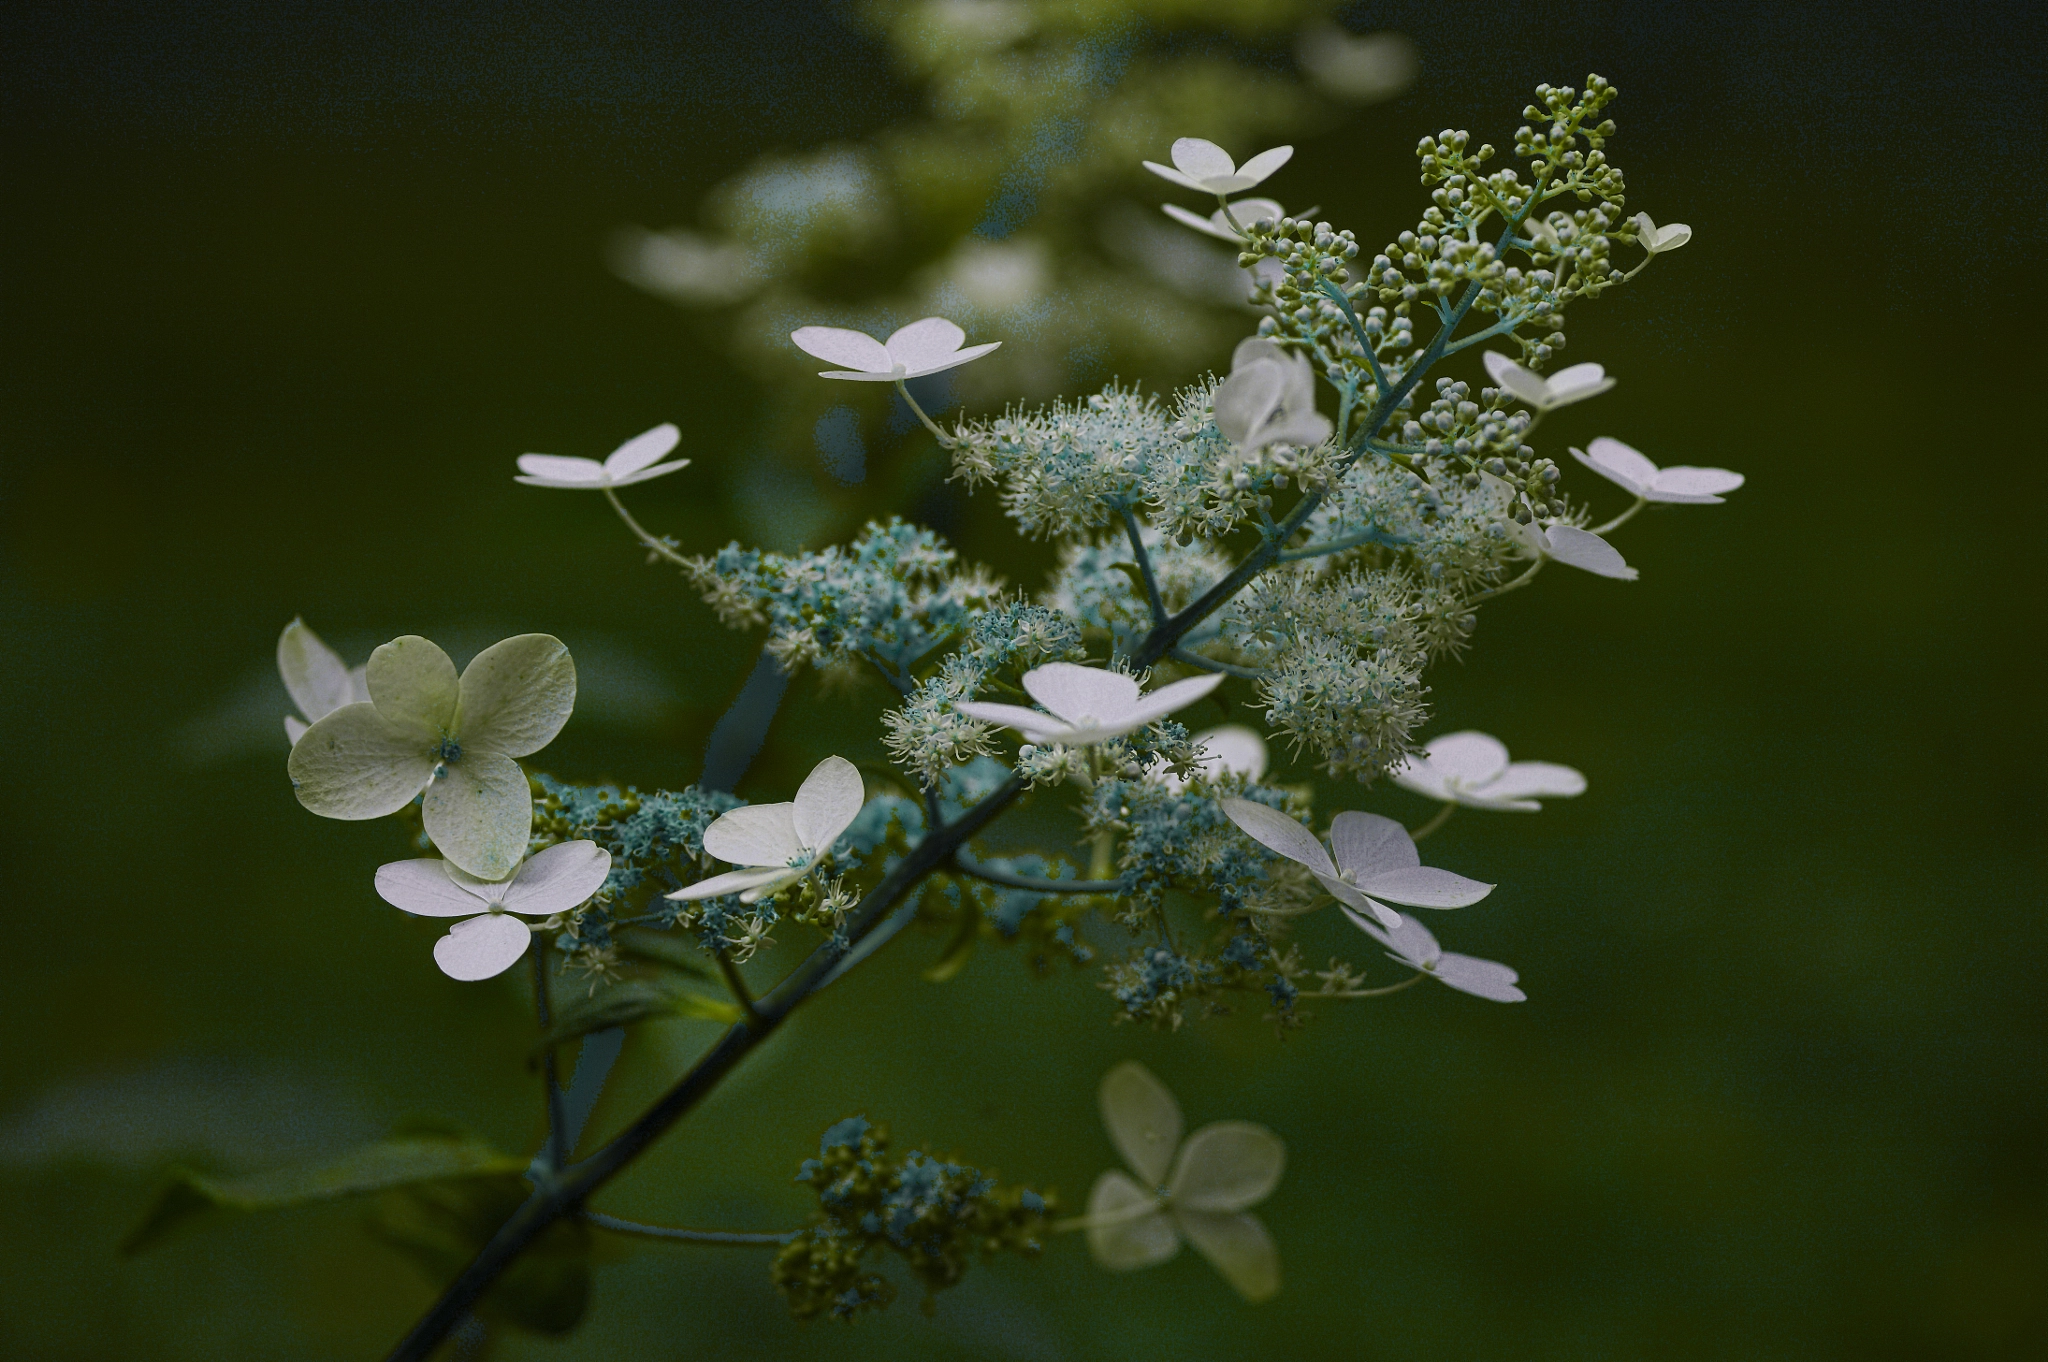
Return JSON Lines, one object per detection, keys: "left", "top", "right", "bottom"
{"left": 789, "top": 317, "right": 1000, "bottom": 381}
{"left": 1085, "top": 1061, "right": 1285, "bottom": 1303}
{"left": 288, "top": 634, "right": 577, "bottom": 881}
{"left": 515, "top": 423, "right": 689, "bottom": 490}
{"left": 666, "top": 756, "right": 865, "bottom": 904}
{"left": 1343, "top": 909, "right": 1526, "bottom": 1003}
{"left": 956, "top": 663, "right": 1223, "bottom": 748}
{"left": 1483, "top": 349, "right": 1616, "bottom": 412}
{"left": 1161, "top": 196, "right": 1285, "bottom": 243}
{"left": 1513, "top": 520, "right": 1639, "bottom": 580}
{"left": 1221, "top": 800, "right": 1492, "bottom": 928}
{"left": 1632, "top": 211, "right": 1693, "bottom": 256}
{"left": 1143, "top": 138, "right": 1294, "bottom": 195}
{"left": 375, "top": 840, "right": 612, "bottom": 982}
{"left": 278, "top": 618, "right": 368, "bottom": 746}
{"left": 1394, "top": 730, "right": 1585, "bottom": 811}
{"left": 1572, "top": 437, "right": 1744, "bottom": 505}
{"left": 1214, "top": 338, "right": 1332, "bottom": 454}
{"left": 1155, "top": 724, "right": 1268, "bottom": 793}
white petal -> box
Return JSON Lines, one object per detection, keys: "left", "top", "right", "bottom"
{"left": 664, "top": 866, "right": 794, "bottom": 901}
{"left": 1389, "top": 756, "right": 1452, "bottom": 801}
{"left": 455, "top": 634, "right": 576, "bottom": 759}
{"left": 792, "top": 755, "right": 864, "bottom": 852}
{"left": 1425, "top": 731, "right": 1510, "bottom": 786}
{"left": 1162, "top": 201, "right": 1237, "bottom": 242}
{"left": 515, "top": 454, "right": 606, "bottom": 484}
{"left": 366, "top": 636, "right": 460, "bottom": 736}
{"left": 1328, "top": 810, "right": 1419, "bottom": 878}
{"left": 374, "top": 858, "right": 490, "bottom": 917}
{"left": 1086, "top": 1171, "right": 1180, "bottom": 1270}
{"left": 601, "top": 423, "right": 681, "bottom": 479}
{"left": 1168, "top": 1121, "right": 1284, "bottom": 1212}
{"left": 1434, "top": 951, "right": 1526, "bottom": 1002}
{"left": 1632, "top": 211, "right": 1658, "bottom": 238}
{"left": 499, "top": 839, "right": 611, "bottom": 915}
{"left": 602, "top": 457, "right": 691, "bottom": 488}
{"left": 1648, "top": 466, "right": 1744, "bottom": 503}
{"left": 1122, "top": 672, "right": 1226, "bottom": 728}
{"left": 1542, "top": 525, "right": 1638, "bottom": 580}
{"left": 1320, "top": 876, "right": 1400, "bottom": 928}
{"left": 1545, "top": 363, "right": 1613, "bottom": 403}
{"left": 789, "top": 325, "right": 890, "bottom": 374}
{"left": 1342, "top": 905, "right": 1438, "bottom": 968}
{"left": 1221, "top": 798, "right": 1337, "bottom": 878}
{"left": 1230, "top": 145, "right": 1293, "bottom": 190}
{"left": 432, "top": 914, "right": 532, "bottom": 982}
{"left": 1213, "top": 362, "right": 1285, "bottom": 446}
{"left": 1650, "top": 222, "right": 1692, "bottom": 252}
{"left": 811, "top": 368, "right": 903, "bottom": 382}
{"left": 1487, "top": 761, "right": 1586, "bottom": 801}
{"left": 1169, "top": 137, "right": 1236, "bottom": 182}
{"left": 1572, "top": 438, "right": 1653, "bottom": 497}
{"left": 1192, "top": 725, "right": 1267, "bottom": 781}
{"left": 953, "top": 700, "right": 1071, "bottom": 741}
{"left": 288, "top": 703, "right": 435, "bottom": 819}
{"left": 1021, "top": 663, "right": 1141, "bottom": 725}
{"left": 899, "top": 339, "right": 1001, "bottom": 378}
{"left": 277, "top": 619, "right": 356, "bottom": 724}
{"left": 883, "top": 316, "right": 965, "bottom": 369}
{"left": 284, "top": 715, "right": 308, "bottom": 745}
{"left": 1141, "top": 160, "right": 1208, "bottom": 193}
{"left": 421, "top": 750, "right": 534, "bottom": 881}
{"left": 1482, "top": 350, "right": 1551, "bottom": 407}
{"left": 1100, "top": 1060, "right": 1183, "bottom": 1186}
{"left": 1227, "top": 198, "right": 1284, "bottom": 229}
{"left": 1361, "top": 865, "right": 1493, "bottom": 908}
{"left": 1174, "top": 1209, "right": 1280, "bottom": 1303}
{"left": 701, "top": 801, "right": 802, "bottom": 868}
{"left": 1254, "top": 409, "right": 1333, "bottom": 450}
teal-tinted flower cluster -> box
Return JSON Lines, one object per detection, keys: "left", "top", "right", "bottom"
{"left": 772, "top": 1117, "right": 1053, "bottom": 1322}
{"left": 882, "top": 597, "right": 1083, "bottom": 786}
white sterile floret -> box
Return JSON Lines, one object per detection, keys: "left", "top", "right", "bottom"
{"left": 375, "top": 840, "right": 612, "bottom": 982}
{"left": 1155, "top": 725, "right": 1268, "bottom": 793}
{"left": 1513, "top": 520, "right": 1638, "bottom": 580}
{"left": 1393, "top": 731, "right": 1585, "bottom": 811}
{"left": 1632, "top": 211, "right": 1693, "bottom": 255}
{"left": 1220, "top": 799, "right": 1492, "bottom": 928}
{"left": 278, "top": 618, "right": 368, "bottom": 745}
{"left": 288, "top": 634, "right": 576, "bottom": 880}
{"left": 1214, "top": 338, "right": 1332, "bottom": 455}
{"left": 789, "top": 317, "right": 1000, "bottom": 381}
{"left": 515, "top": 423, "right": 689, "bottom": 490}
{"left": 666, "top": 755, "right": 865, "bottom": 904}
{"left": 1343, "top": 910, "right": 1525, "bottom": 1003}
{"left": 955, "top": 662, "right": 1223, "bottom": 747}
{"left": 1161, "top": 197, "right": 1286, "bottom": 243}
{"left": 1143, "top": 138, "right": 1293, "bottom": 195}
{"left": 1085, "top": 1061, "right": 1285, "bottom": 1303}
{"left": 1571, "top": 436, "right": 1744, "bottom": 504}
{"left": 1483, "top": 349, "right": 1616, "bottom": 412}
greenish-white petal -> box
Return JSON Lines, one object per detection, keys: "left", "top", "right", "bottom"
{"left": 277, "top": 618, "right": 355, "bottom": 723}
{"left": 367, "top": 636, "right": 460, "bottom": 737}
{"left": 791, "top": 755, "right": 865, "bottom": 852}
{"left": 1085, "top": 1170, "right": 1180, "bottom": 1271}
{"left": 1175, "top": 1209, "right": 1280, "bottom": 1302}
{"left": 288, "top": 703, "right": 434, "bottom": 820}
{"left": 1169, "top": 1120, "right": 1286, "bottom": 1212}
{"left": 456, "top": 634, "right": 576, "bottom": 758}
{"left": 422, "top": 750, "right": 534, "bottom": 881}
{"left": 1099, "top": 1060, "right": 1183, "bottom": 1187}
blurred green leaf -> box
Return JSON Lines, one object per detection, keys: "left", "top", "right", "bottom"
{"left": 922, "top": 909, "right": 981, "bottom": 983}
{"left": 614, "top": 927, "right": 715, "bottom": 979}
{"left": 531, "top": 977, "right": 739, "bottom": 1060}
{"left": 121, "top": 1134, "right": 525, "bottom": 1255}
{"left": 368, "top": 1173, "right": 593, "bottom": 1335}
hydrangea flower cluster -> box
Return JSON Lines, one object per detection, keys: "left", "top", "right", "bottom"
{"left": 187, "top": 76, "right": 1734, "bottom": 1353}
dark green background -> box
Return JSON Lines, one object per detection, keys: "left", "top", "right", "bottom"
{"left": 3, "top": 2, "right": 2043, "bottom": 1357}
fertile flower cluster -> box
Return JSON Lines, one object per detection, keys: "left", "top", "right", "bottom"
{"left": 197, "top": 76, "right": 1734, "bottom": 1350}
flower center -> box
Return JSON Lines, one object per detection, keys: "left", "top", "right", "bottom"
{"left": 433, "top": 738, "right": 463, "bottom": 764}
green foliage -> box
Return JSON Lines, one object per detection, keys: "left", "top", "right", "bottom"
{"left": 772, "top": 1117, "right": 1056, "bottom": 1321}
{"left": 367, "top": 1174, "right": 594, "bottom": 1336}
{"left": 121, "top": 1130, "right": 526, "bottom": 1256}
{"left": 529, "top": 976, "right": 742, "bottom": 1058}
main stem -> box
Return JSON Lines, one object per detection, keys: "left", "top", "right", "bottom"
{"left": 384, "top": 772, "right": 1028, "bottom": 1361}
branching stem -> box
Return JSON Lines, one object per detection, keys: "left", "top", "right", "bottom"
{"left": 584, "top": 1212, "right": 796, "bottom": 1246}
{"left": 1407, "top": 802, "right": 1456, "bottom": 842}
{"left": 1117, "top": 503, "right": 1169, "bottom": 626}
{"left": 894, "top": 379, "right": 956, "bottom": 448}
{"left": 602, "top": 488, "right": 692, "bottom": 568}
{"left": 954, "top": 849, "right": 1121, "bottom": 895}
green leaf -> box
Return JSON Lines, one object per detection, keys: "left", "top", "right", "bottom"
{"left": 530, "top": 977, "right": 739, "bottom": 1059}
{"left": 614, "top": 927, "right": 713, "bottom": 980}
{"left": 1109, "top": 560, "right": 1152, "bottom": 601}
{"left": 121, "top": 1134, "right": 525, "bottom": 1255}
{"left": 921, "top": 909, "right": 981, "bottom": 983}
{"left": 368, "top": 1175, "right": 592, "bottom": 1336}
